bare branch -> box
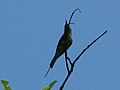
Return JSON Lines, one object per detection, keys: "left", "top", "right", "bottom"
{"left": 73, "top": 30, "right": 107, "bottom": 64}
{"left": 59, "top": 30, "right": 107, "bottom": 90}
{"left": 65, "top": 51, "right": 70, "bottom": 72}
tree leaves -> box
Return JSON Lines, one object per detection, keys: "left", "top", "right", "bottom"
{"left": 42, "top": 80, "right": 57, "bottom": 90}
{"left": 1, "top": 80, "right": 57, "bottom": 90}
{"left": 1, "top": 80, "right": 12, "bottom": 90}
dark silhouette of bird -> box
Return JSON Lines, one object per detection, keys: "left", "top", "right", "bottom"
{"left": 50, "top": 20, "right": 72, "bottom": 68}
{"left": 45, "top": 8, "right": 81, "bottom": 77}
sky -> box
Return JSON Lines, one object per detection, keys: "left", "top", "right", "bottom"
{"left": 0, "top": 0, "right": 120, "bottom": 90}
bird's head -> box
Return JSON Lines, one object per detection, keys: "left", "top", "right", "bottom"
{"left": 64, "top": 20, "right": 72, "bottom": 34}
{"left": 64, "top": 8, "right": 81, "bottom": 34}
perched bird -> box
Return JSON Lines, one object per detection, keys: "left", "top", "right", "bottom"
{"left": 50, "top": 20, "right": 72, "bottom": 69}
{"left": 45, "top": 8, "right": 81, "bottom": 77}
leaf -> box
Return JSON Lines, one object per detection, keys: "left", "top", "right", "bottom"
{"left": 48, "top": 80, "right": 57, "bottom": 89}
{"left": 42, "top": 87, "right": 49, "bottom": 90}
{"left": 6, "top": 86, "right": 12, "bottom": 90}
{"left": 1, "top": 80, "right": 9, "bottom": 86}
{"left": 42, "top": 80, "right": 57, "bottom": 90}
{"left": 1, "top": 80, "right": 12, "bottom": 90}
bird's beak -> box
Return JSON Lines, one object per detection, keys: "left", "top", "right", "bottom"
{"left": 65, "top": 19, "right": 68, "bottom": 24}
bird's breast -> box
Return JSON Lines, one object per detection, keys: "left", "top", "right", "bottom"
{"left": 66, "top": 33, "right": 73, "bottom": 47}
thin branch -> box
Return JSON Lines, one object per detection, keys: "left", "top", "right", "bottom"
{"left": 66, "top": 56, "right": 72, "bottom": 66}
{"left": 65, "top": 51, "right": 70, "bottom": 72}
{"left": 73, "top": 30, "right": 107, "bottom": 64}
{"left": 59, "top": 30, "right": 107, "bottom": 90}
{"left": 60, "top": 70, "right": 72, "bottom": 90}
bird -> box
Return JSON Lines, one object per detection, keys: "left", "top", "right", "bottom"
{"left": 50, "top": 20, "right": 73, "bottom": 68}
{"left": 45, "top": 8, "right": 81, "bottom": 77}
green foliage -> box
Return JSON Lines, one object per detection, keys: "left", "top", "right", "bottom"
{"left": 1, "top": 80, "right": 57, "bottom": 90}
{"left": 1, "top": 80, "right": 12, "bottom": 90}
{"left": 42, "top": 80, "right": 57, "bottom": 90}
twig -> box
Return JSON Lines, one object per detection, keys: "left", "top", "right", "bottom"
{"left": 65, "top": 51, "right": 70, "bottom": 72}
{"left": 59, "top": 30, "right": 107, "bottom": 90}
{"left": 73, "top": 30, "right": 107, "bottom": 64}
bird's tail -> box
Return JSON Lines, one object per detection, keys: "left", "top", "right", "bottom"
{"left": 50, "top": 56, "right": 57, "bottom": 68}
{"left": 44, "top": 57, "right": 57, "bottom": 77}
{"left": 44, "top": 67, "right": 50, "bottom": 78}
